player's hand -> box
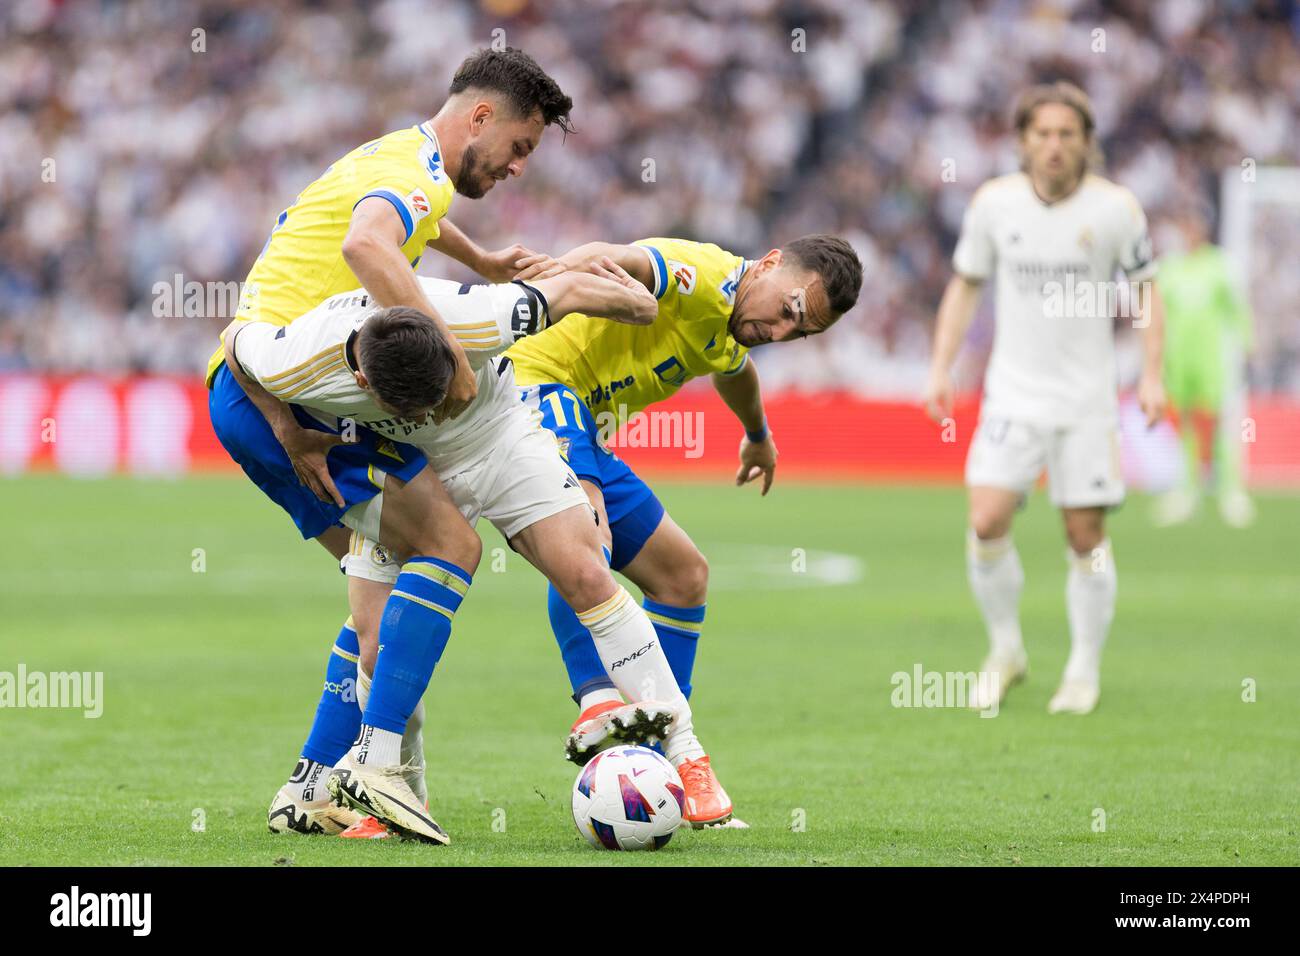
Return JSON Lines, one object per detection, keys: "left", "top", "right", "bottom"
{"left": 512, "top": 252, "right": 567, "bottom": 282}
{"left": 590, "top": 256, "right": 656, "bottom": 325}
{"left": 278, "top": 425, "right": 349, "bottom": 507}
{"left": 923, "top": 368, "right": 953, "bottom": 424}
{"left": 737, "top": 433, "right": 778, "bottom": 496}
{"left": 588, "top": 256, "right": 637, "bottom": 290}
{"left": 479, "top": 244, "right": 556, "bottom": 283}
{"left": 436, "top": 353, "right": 478, "bottom": 423}
{"left": 1138, "top": 370, "right": 1167, "bottom": 428}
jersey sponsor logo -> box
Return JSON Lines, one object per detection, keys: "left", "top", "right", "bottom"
{"left": 355, "top": 414, "right": 430, "bottom": 438}
{"left": 652, "top": 355, "right": 689, "bottom": 387}
{"left": 586, "top": 375, "right": 636, "bottom": 408}
{"left": 668, "top": 260, "right": 696, "bottom": 295}
{"left": 1008, "top": 259, "right": 1092, "bottom": 295}
{"left": 328, "top": 293, "right": 371, "bottom": 310}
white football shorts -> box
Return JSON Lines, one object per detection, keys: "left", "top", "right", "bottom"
{"left": 964, "top": 415, "right": 1124, "bottom": 509}
{"left": 341, "top": 404, "right": 589, "bottom": 582}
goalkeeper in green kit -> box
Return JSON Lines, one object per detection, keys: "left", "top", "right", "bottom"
{"left": 1153, "top": 205, "right": 1256, "bottom": 528}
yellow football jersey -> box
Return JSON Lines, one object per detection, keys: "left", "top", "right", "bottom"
{"left": 205, "top": 121, "right": 455, "bottom": 385}
{"left": 507, "top": 237, "right": 750, "bottom": 418}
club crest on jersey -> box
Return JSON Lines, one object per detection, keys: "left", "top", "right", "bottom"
{"left": 375, "top": 440, "right": 404, "bottom": 462}
{"left": 668, "top": 261, "right": 696, "bottom": 295}
{"left": 1077, "top": 227, "right": 1093, "bottom": 251}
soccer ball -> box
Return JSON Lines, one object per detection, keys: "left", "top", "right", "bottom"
{"left": 571, "top": 745, "right": 685, "bottom": 851}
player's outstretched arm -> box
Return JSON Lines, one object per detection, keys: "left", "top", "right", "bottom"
{"left": 712, "top": 360, "right": 777, "bottom": 496}
{"left": 1134, "top": 281, "right": 1168, "bottom": 427}
{"left": 344, "top": 197, "right": 475, "bottom": 422}
{"left": 428, "top": 217, "right": 564, "bottom": 282}
{"left": 221, "top": 320, "right": 347, "bottom": 507}
{"left": 532, "top": 257, "right": 657, "bottom": 326}
{"left": 924, "top": 274, "right": 984, "bottom": 423}
{"left": 519, "top": 241, "right": 656, "bottom": 292}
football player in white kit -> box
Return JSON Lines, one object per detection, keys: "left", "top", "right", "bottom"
{"left": 220, "top": 261, "right": 731, "bottom": 842}
{"left": 925, "top": 82, "right": 1167, "bottom": 715}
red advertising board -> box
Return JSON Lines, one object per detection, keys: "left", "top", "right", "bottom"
{"left": 3, "top": 375, "right": 1298, "bottom": 487}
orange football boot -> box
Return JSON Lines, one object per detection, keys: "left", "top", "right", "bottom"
{"left": 338, "top": 795, "right": 435, "bottom": 840}
{"left": 338, "top": 815, "right": 390, "bottom": 840}
{"left": 676, "top": 755, "right": 733, "bottom": 828}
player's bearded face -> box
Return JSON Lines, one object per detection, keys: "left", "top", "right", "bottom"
{"left": 456, "top": 110, "right": 543, "bottom": 199}
{"left": 456, "top": 143, "right": 494, "bottom": 198}
{"left": 729, "top": 263, "right": 822, "bottom": 347}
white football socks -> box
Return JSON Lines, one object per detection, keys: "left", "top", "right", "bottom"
{"left": 357, "top": 668, "right": 427, "bottom": 803}
{"left": 348, "top": 724, "right": 402, "bottom": 767}
{"left": 576, "top": 585, "right": 705, "bottom": 764}
{"left": 966, "top": 529, "right": 1026, "bottom": 660}
{"left": 287, "top": 757, "right": 331, "bottom": 805}
{"left": 1064, "top": 539, "right": 1116, "bottom": 685}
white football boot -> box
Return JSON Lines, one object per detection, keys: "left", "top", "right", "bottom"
{"left": 326, "top": 755, "right": 449, "bottom": 845}
{"left": 968, "top": 651, "right": 1028, "bottom": 711}
{"left": 1151, "top": 488, "right": 1197, "bottom": 527}
{"left": 1218, "top": 490, "right": 1257, "bottom": 529}
{"left": 1048, "top": 678, "right": 1100, "bottom": 715}
{"left": 267, "top": 784, "right": 363, "bottom": 836}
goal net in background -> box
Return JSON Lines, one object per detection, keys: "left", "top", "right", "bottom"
{"left": 1220, "top": 165, "right": 1300, "bottom": 487}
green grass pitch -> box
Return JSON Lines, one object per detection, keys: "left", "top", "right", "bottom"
{"left": 2, "top": 475, "right": 1296, "bottom": 866}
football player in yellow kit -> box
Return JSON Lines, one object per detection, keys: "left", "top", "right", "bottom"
{"left": 509, "top": 235, "right": 863, "bottom": 825}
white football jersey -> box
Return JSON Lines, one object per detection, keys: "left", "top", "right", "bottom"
{"left": 232, "top": 277, "right": 548, "bottom": 473}
{"left": 953, "top": 172, "right": 1156, "bottom": 425}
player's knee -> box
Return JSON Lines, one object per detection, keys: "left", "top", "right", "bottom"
{"left": 664, "top": 547, "right": 709, "bottom": 605}
{"left": 406, "top": 522, "right": 481, "bottom": 574}
{"left": 969, "top": 509, "right": 1012, "bottom": 541}
{"left": 562, "top": 559, "right": 617, "bottom": 612}
{"left": 1065, "top": 522, "right": 1104, "bottom": 555}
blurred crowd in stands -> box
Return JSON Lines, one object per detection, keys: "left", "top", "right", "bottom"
{"left": 2, "top": 0, "right": 1297, "bottom": 395}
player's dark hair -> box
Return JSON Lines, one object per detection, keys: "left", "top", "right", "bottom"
{"left": 450, "top": 47, "right": 575, "bottom": 134}
{"left": 781, "top": 235, "right": 863, "bottom": 323}
{"left": 356, "top": 307, "right": 457, "bottom": 418}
